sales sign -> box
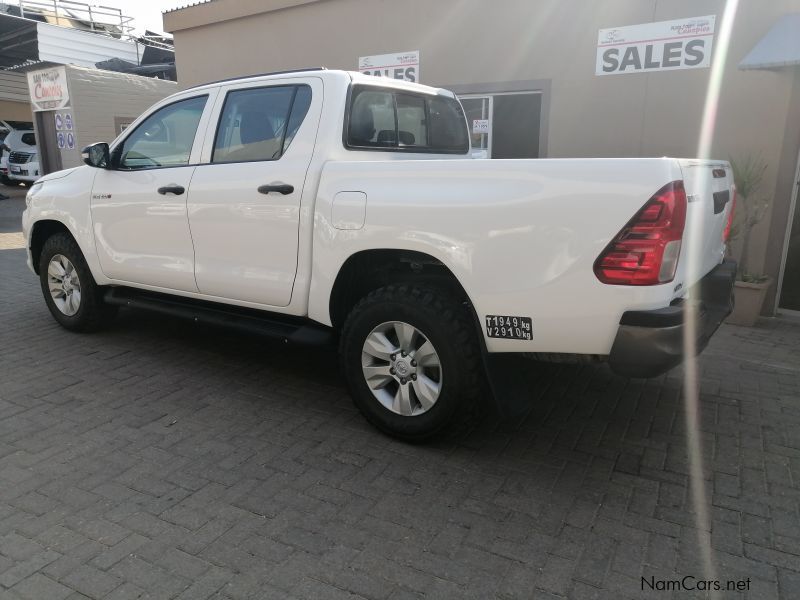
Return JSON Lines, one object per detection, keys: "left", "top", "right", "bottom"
{"left": 472, "top": 119, "right": 489, "bottom": 134}
{"left": 55, "top": 113, "right": 64, "bottom": 130}
{"left": 359, "top": 51, "right": 420, "bottom": 82}
{"left": 27, "top": 66, "right": 70, "bottom": 111}
{"left": 596, "top": 15, "right": 716, "bottom": 76}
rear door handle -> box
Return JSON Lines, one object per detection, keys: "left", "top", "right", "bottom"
{"left": 258, "top": 183, "right": 294, "bottom": 195}
{"left": 158, "top": 185, "right": 185, "bottom": 195}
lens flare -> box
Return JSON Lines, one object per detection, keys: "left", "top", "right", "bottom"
{"left": 685, "top": 1, "right": 740, "bottom": 597}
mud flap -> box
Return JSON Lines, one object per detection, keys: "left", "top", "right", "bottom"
{"left": 478, "top": 351, "right": 535, "bottom": 420}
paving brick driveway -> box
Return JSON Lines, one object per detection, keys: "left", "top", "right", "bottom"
{"left": 1, "top": 186, "right": 799, "bottom": 600}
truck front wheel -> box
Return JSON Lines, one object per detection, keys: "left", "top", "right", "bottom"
{"left": 339, "top": 284, "right": 480, "bottom": 441}
{"left": 38, "top": 233, "right": 117, "bottom": 332}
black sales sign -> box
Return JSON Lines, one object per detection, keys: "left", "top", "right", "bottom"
{"left": 596, "top": 15, "right": 716, "bottom": 76}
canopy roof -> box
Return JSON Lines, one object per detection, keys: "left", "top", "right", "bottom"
{"left": 739, "top": 13, "right": 800, "bottom": 70}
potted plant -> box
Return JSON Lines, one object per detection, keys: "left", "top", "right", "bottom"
{"left": 726, "top": 155, "right": 772, "bottom": 326}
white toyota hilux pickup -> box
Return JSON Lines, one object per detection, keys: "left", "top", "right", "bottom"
{"left": 22, "top": 69, "right": 736, "bottom": 439}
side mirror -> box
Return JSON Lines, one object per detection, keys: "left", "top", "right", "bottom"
{"left": 81, "top": 142, "right": 110, "bottom": 168}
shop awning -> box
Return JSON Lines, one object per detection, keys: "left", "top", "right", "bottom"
{"left": 739, "top": 13, "right": 800, "bottom": 70}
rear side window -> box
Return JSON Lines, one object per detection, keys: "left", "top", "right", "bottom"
{"left": 213, "top": 84, "right": 311, "bottom": 163}
{"left": 345, "top": 85, "right": 468, "bottom": 154}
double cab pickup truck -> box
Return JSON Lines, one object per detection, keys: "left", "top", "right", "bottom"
{"left": 22, "top": 69, "right": 736, "bottom": 440}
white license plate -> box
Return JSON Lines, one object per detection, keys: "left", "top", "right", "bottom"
{"left": 10, "top": 166, "right": 20, "bottom": 173}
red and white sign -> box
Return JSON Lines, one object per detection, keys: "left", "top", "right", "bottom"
{"left": 27, "top": 66, "right": 70, "bottom": 111}
{"left": 596, "top": 15, "right": 716, "bottom": 76}
{"left": 359, "top": 51, "right": 420, "bottom": 82}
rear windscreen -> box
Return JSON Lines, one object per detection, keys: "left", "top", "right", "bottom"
{"left": 346, "top": 85, "right": 469, "bottom": 154}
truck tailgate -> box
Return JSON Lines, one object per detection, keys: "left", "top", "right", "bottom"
{"left": 677, "top": 160, "right": 733, "bottom": 290}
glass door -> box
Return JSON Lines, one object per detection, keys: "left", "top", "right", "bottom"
{"left": 459, "top": 95, "right": 492, "bottom": 158}
{"left": 490, "top": 92, "right": 542, "bottom": 159}
{"left": 459, "top": 91, "right": 543, "bottom": 159}
{"left": 777, "top": 149, "right": 800, "bottom": 313}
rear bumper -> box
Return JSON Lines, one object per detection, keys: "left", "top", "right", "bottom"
{"left": 608, "top": 259, "right": 737, "bottom": 378}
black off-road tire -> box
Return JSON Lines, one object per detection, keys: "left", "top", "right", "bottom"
{"left": 38, "top": 232, "right": 117, "bottom": 332}
{"left": 339, "top": 284, "right": 481, "bottom": 441}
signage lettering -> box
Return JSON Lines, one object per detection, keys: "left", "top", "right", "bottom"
{"left": 27, "top": 66, "right": 70, "bottom": 111}
{"left": 359, "top": 51, "right": 420, "bottom": 83}
{"left": 596, "top": 16, "right": 716, "bottom": 76}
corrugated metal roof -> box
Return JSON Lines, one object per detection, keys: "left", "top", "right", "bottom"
{"left": 163, "top": 1, "right": 215, "bottom": 15}
{"left": 2, "top": 59, "right": 48, "bottom": 72}
{"left": 739, "top": 13, "right": 800, "bottom": 70}
{"left": 36, "top": 21, "right": 139, "bottom": 68}
{"left": 0, "top": 13, "right": 38, "bottom": 68}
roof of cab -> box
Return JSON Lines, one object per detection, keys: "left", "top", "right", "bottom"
{"left": 184, "top": 68, "right": 455, "bottom": 98}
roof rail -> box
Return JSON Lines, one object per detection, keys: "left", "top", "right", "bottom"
{"left": 185, "top": 67, "right": 327, "bottom": 90}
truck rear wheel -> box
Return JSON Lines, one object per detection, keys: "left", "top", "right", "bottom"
{"left": 38, "top": 232, "right": 117, "bottom": 332}
{"left": 339, "top": 284, "right": 480, "bottom": 441}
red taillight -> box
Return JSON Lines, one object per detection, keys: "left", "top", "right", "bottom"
{"left": 594, "top": 180, "right": 687, "bottom": 286}
{"left": 723, "top": 185, "right": 736, "bottom": 242}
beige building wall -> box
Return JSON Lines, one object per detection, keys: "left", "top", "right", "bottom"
{"left": 165, "top": 0, "right": 800, "bottom": 311}
{"left": 61, "top": 65, "right": 177, "bottom": 169}
{"left": 0, "top": 72, "right": 33, "bottom": 121}
{"left": 0, "top": 99, "right": 32, "bottom": 122}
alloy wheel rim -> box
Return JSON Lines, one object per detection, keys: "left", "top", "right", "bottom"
{"left": 361, "top": 320, "right": 443, "bottom": 416}
{"left": 47, "top": 254, "right": 82, "bottom": 316}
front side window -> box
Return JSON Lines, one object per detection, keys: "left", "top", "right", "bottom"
{"left": 346, "top": 85, "right": 469, "bottom": 154}
{"left": 116, "top": 95, "right": 207, "bottom": 170}
{"left": 212, "top": 84, "right": 312, "bottom": 163}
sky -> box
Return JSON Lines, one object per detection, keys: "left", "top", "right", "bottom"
{"left": 94, "top": 0, "right": 189, "bottom": 35}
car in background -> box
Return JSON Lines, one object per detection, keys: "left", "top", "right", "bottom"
{"left": 7, "top": 148, "right": 40, "bottom": 186}
{"left": 0, "top": 120, "right": 37, "bottom": 186}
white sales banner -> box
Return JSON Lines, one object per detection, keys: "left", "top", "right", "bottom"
{"left": 359, "top": 51, "right": 420, "bottom": 82}
{"left": 596, "top": 15, "right": 716, "bottom": 76}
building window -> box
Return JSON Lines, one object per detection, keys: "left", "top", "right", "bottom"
{"left": 460, "top": 92, "right": 542, "bottom": 159}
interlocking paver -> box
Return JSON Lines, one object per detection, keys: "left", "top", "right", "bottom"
{"left": 1, "top": 188, "right": 799, "bottom": 598}
{"left": 11, "top": 573, "right": 72, "bottom": 600}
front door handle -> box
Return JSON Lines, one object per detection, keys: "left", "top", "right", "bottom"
{"left": 258, "top": 183, "right": 294, "bottom": 195}
{"left": 158, "top": 185, "right": 185, "bottom": 195}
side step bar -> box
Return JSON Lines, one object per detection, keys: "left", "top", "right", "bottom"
{"left": 104, "top": 287, "right": 333, "bottom": 346}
